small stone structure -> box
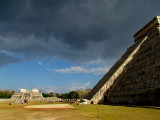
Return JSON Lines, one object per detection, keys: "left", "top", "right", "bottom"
{"left": 10, "top": 89, "right": 61, "bottom": 102}
{"left": 10, "top": 89, "right": 43, "bottom": 102}
{"left": 86, "top": 16, "right": 160, "bottom": 105}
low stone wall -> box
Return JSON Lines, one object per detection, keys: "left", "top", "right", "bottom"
{"left": 61, "top": 99, "right": 90, "bottom": 104}
{"left": 0, "top": 99, "right": 10, "bottom": 102}
{"left": 62, "top": 99, "right": 79, "bottom": 103}
{"left": 45, "top": 97, "right": 62, "bottom": 102}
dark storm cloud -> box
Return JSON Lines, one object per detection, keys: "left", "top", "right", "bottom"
{"left": 0, "top": 52, "right": 22, "bottom": 67}
{"left": 0, "top": 0, "right": 160, "bottom": 65}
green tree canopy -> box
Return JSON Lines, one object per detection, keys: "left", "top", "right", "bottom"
{"left": 68, "top": 91, "right": 79, "bottom": 99}
{"left": 0, "top": 90, "right": 15, "bottom": 98}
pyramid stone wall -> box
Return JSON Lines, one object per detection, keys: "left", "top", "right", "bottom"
{"left": 86, "top": 16, "right": 160, "bottom": 105}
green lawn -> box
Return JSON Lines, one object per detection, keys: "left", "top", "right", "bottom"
{"left": 75, "top": 104, "right": 160, "bottom": 120}
{"left": 0, "top": 102, "right": 160, "bottom": 120}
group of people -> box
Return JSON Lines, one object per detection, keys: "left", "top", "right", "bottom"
{"left": 9, "top": 99, "right": 29, "bottom": 105}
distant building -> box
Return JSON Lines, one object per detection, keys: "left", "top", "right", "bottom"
{"left": 10, "top": 89, "right": 44, "bottom": 102}
{"left": 86, "top": 16, "right": 160, "bottom": 105}
{"left": 32, "top": 89, "right": 39, "bottom": 93}
{"left": 10, "top": 88, "right": 61, "bottom": 102}
{"left": 20, "top": 89, "right": 27, "bottom": 93}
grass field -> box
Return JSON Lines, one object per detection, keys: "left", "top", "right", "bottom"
{"left": 0, "top": 102, "right": 160, "bottom": 120}
{"left": 74, "top": 104, "right": 160, "bottom": 120}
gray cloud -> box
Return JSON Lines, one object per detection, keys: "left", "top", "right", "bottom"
{"left": 0, "top": 52, "right": 22, "bottom": 67}
{"left": 0, "top": 0, "right": 160, "bottom": 66}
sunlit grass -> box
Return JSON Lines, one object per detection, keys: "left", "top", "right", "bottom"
{"left": 74, "top": 104, "right": 160, "bottom": 120}
{"left": 0, "top": 102, "right": 160, "bottom": 120}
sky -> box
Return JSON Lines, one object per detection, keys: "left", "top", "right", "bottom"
{"left": 0, "top": 0, "right": 160, "bottom": 93}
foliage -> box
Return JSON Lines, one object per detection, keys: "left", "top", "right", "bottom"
{"left": 76, "top": 89, "right": 91, "bottom": 99}
{"left": 0, "top": 90, "right": 15, "bottom": 98}
{"left": 55, "top": 89, "right": 91, "bottom": 99}
{"left": 55, "top": 93, "right": 61, "bottom": 98}
{"left": 68, "top": 91, "right": 79, "bottom": 99}
{"left": 42, "top": 92, "right": 55, "bottom": 97}
{"left": 61, "top": 93, "right": 69, "bottom": 99}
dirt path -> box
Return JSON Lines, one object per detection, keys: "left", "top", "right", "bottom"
{"left": 24, "top": 104, "right": 74, "bottom": 109}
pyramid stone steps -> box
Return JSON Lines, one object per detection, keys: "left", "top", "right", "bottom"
{"left": 86, "top": 16, "right": 160, "bottom": 104}
{"left": 86, "top": 36, "right": 147, "bottom": 103}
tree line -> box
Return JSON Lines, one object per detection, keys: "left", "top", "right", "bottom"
{"left": 0, "top": 90, "right": 15, "bottom": 98}
{"left": 43, "top": 89, "right": 91, "bottom": 99}
{"left": 42, "top": 92, "right": 55, "bottom": 97}
{"left": 0, "top": 89, "right": 91, "bottom": 99}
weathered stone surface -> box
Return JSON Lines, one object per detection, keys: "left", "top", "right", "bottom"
{"left": 86, "top": 16, "right": 160, "bottom": 105}
{"left": 10, "top": 89, "right": 61, "bottom": 102}
{"left": 10, "top": 89, "right": 44, "bottom": 102}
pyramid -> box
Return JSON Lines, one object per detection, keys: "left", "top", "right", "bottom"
{"left": 10, "top": 89, "right": 44, "bottom": 102}
{"left": 86, "top": 16, "right": 160, "bottom": 105}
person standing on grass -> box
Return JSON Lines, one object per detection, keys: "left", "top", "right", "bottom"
{"left": 24, "top": 99, "right": 27, "bottom": 105}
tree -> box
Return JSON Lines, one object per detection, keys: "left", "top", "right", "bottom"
{"left": 76, "top": 89, "right": 91, "bottom": 99}
{"left": 0, "top": 90, "right": 15, "bottom": 98}
{"left": 0, "top": 90, "right": 4, "bottom": 98}
{"left": 68, "top": 91, "right": 79, "bottom": 99}
{"left": 42, "top": 92, "right": 55, "bottom": 97}
{"left": 61, "top": 93, "right": 69, "bottom": 99}
{"left": 57, "top": 89, "right": 91, "bottom": 99}
{"left": 42, "top": 93, "right": 48, "bottom": 97}
{"left": 48, "top": 92, "right": 54, "bottom": 97}
{"left": 55, "top": 93, "right": 61, "bottom": 98}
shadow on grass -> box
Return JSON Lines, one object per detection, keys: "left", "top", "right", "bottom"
{"left": 104, "top": 103, "right": 160, "bottom": 109}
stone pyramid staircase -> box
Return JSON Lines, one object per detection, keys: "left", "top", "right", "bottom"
{"left": 86, "top": 16, "right": 160, "bottom": 104}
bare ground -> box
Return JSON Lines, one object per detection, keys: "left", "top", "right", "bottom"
{"left": 24, "top": 104, "right": 74, "bottom": 109}
{"left": 0, "top": 104, "right": 98, "bottom": 120}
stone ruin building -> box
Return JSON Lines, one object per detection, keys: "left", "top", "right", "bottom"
{"left": 86, "top": 16, "right": 160, "bottom": 105}
{"left": 10, "top": 89, "right": 44, "bottom": 102}
{"left": 10, "top": 89, "right": 61, "bottom": 102}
